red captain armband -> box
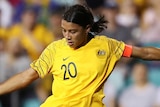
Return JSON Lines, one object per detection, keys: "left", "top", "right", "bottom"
{"left": 122, "top": 44, "right": 133, "bottom": 57}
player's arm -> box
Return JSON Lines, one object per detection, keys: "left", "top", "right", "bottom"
{"left": 132, "top": 46, "right": 160, "bottom": 60}
{"left": 0, "top": 68, "right": 39, "bottom": 95}
{"left": 122, "top": 44, "right": 160, "bottom": 60}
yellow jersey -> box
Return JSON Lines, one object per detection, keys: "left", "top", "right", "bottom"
{"left": 30, "top": 35, "right": 125, "bottom": 107}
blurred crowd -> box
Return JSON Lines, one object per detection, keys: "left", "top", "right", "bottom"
{"left": 0, "top": 0, "right": 160, "bottom": 107}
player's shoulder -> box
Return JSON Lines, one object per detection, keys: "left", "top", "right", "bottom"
{"left": 95, "top": 35, "right": 110, "bottom": 39}
{"left": 94, "top": 35, "right": 112, "bottom": 42}
{"left": 95, "top": 35, "right": 123, "bottom": 42}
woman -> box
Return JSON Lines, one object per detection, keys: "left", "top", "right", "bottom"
{"left": 0, "top": 4, "right": 160, "bottom": 107}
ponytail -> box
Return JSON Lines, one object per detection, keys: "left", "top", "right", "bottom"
{"left": 90, "top": 16, "right": 108, "bottom": 34}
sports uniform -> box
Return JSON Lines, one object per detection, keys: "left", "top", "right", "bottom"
{"left": 30, "top": 35, "right": 125, "bottom": 107}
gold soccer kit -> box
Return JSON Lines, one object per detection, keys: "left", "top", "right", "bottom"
{"left": 30, "top": 36, "right": 125, "bottom": 107}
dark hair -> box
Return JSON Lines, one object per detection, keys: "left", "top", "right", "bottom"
{"left": 63, "top": 4, "right": 107, "bottom": 34}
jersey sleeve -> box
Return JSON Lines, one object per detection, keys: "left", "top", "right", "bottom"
{"left": 107, "top": 38, "right": 125, "bottom": 60}
{"left": 104, "top": 38, "right": 125, "bottom": 78}
{"left": 30, "top": 42, "right": 56, "bottom": 78}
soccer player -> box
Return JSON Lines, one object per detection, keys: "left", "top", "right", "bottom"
{"left": 0, "top": 4, "right": 160, "bottom": 107}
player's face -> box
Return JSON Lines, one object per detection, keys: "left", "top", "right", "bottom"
{"left": 61, "top": 19, "right": 90, "bottom": 49}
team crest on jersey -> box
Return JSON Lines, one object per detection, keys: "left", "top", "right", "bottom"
{"left": 97, "top": 50, "right": 106, "bottom": 56}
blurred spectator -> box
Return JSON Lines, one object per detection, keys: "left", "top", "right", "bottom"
{"left": 116, "top": 0, "right": 139, "bottom": 28}
{"left": 135, "top": 0, "right": 160, "bottom": 43}
{"left": 117, "top": 0, "right": 147, "bottom": 17}
{"left": 3, "top": 37, "right": 31, "bottom": 75}
{"left": 100, "top": 0, "right": 135, "bottom": 44}
{"left": 133, "top": 0, "right": 147, "bottom": 16}
{"left": 0, "top": 28, "right": 8, "bottom": 53}
{"left": 31, "top": 6, "right": 66, "bottom": 105}
{"left": 119, "top": 62, "right": 157, "bottom": 107}
{"left": 9, "top": 0, "right": 21, "bottom": 7}
{"left": 103, "top": 58, "right": 132, "bottom": 107}
{"left": 24, "top": 6, "right": 67, "bottom": 106}
{"left": 34, "top": 76, "right": 52, "bottom": 104}
{"left": 108, "top": 59, "right": 130, "bottom": 91}
{"left": 0, "top": 28, "right": 7, "bottom": 41}
{"left": 47, "top": 5, "right": 65, "bottom": 40}
{"left": 8, "top": 6, "right": 54, "bottom": 60}
{"left": 85, "top": 0, "right": 136, "bottom": 44}
{"left": 0, "top": 37, "right": 31, "bottom": 107}
{"left": 0, "top": 38, "right": 5, "bottom": 53}
{"left": 12, "top": 0, "right": 59, "bottom": 24}
{"left": 0, "top": 0, "right": 13, "bottom": 28}
{"left": 116, "top": 0, "right": 140, "bottom": 43}
{"left": 103, "top": 82, "right": 116, "bottom": 107}
{"left": 12, "top": 0, "right": 41, "bottom": 24}
{"left": 154, "top": 87, "right": 160, "bottom": 107}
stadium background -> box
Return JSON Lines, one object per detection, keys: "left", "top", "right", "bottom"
{"left": 0, "top": 0, "right": 160, "bottom": 107}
